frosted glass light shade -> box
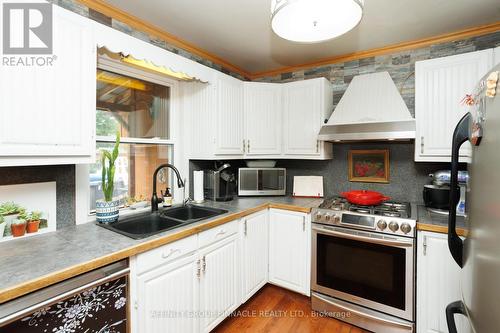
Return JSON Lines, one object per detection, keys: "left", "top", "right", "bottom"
{"left": 271, "top": 0, "right": 363, "bottom": 43}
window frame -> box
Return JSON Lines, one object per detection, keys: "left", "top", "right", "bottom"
{"left": 76, "top": 54, "right": 181, "bottom": 224}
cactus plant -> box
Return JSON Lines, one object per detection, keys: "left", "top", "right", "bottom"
{"left": 101, "top": 131, "right": 121, "bottom": 202}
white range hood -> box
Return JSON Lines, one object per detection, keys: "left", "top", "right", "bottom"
{"left": 318, "top": 71, "right": 416, "bottom": 141}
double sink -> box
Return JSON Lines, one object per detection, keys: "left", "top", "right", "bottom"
{"left": 99, "top": 205, "right": 228, "bottom": 239}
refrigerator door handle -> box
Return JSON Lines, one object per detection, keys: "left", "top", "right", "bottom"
{"left": 446, "top": 300, "right": 467, "bottom": 333}
{"left": 448, "top": 112, "right": 471, "bottom": 268}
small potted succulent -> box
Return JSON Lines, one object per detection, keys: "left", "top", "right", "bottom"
{"left": 11, "top": 210, "right": 27, "bottom": 237}
{"left": 96, "top": 131, "right": 121, "bottom": 224}
{"left": 26, "top": 211, "right": 42, "bottom": 233}
{"left": 0, "top": 202, "right": 24, "bottom": 237}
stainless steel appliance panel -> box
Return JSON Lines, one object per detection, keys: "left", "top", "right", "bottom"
{"left": 311, "top": 224, "right": 414, "bottom": 321}
{"left": 238, "top": 168, "right": 286, "bottom": 196}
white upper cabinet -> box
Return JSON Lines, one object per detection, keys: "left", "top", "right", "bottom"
{"left": 283, "top": 77, "right": 333, "bottom": 156}
{"left": 0, "top": 5, "right": 95, "bottom": 166}
{"left": 268, "top": 209, "right": 311, "bottom": 296}
{"left": 182, "top": 75, "right": 333, "bottom": 160}
{"left": 415, "top": 49, "right": 493, "bottom": 162}
{"left": 215, "top": 75, "right": 245, "bottom": 155}
{"left": 417, "top": 232, "right": 471, "bottom": 333}
{"left": 241, "top": 210, "right": 269, "bottom": 302}
{"left": 244, "top": 82, "right": 282, "bottom": 155}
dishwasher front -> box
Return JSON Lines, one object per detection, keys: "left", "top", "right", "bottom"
{"left": 0, "top": 259, "right": 129, "bottom": 332}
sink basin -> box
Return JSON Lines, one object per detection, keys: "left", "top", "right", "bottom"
{"left": 160, "top": 205, "right": 228, "bottom": 222}
{"left": 98, "top": 205, "right": 228, "bottom": 239}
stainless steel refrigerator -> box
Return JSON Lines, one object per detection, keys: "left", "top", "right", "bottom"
{"left": 447, "top": 64, "right": 500, "bottom": 333}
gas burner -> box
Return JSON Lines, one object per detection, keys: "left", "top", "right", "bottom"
{"left": 319, "top": 197, "right": 348, "bottom": 210}
{"left": 380, "top": 201, "right": 410, "bottom": 210}
{"left": 379, "top": 210, "right": 402, "bottom": 217}
{"left": 350, "top": 205, "right": 373, "bottom": 214}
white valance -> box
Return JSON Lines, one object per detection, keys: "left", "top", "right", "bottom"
{"left": 92, "top": 20, "right": 213, "bottom": 83}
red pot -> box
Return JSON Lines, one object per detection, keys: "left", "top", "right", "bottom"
{"left": 341, "top": 190, "right": 390, "bottom": 206}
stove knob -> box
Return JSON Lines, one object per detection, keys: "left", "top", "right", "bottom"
{"left": 333, "top": 215, "right": 341, "bottom": 224}
{"left": 377, "top": 220, "right": 387, "bottom": 230}
{"left": 324, "top": 214, "right": 331, "bottom": 221}
{"left": 389, "top": 221, "right": 399, "bottom": 232}
{"left": 401, "top": 223, "right": 412, "bottom": 234}
{"left": 315, "top": 213, "right": 323, "bottom": 221}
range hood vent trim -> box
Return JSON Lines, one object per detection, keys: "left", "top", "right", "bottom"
{"left": 319, "top": 71, "right": 416, "bottom": 141}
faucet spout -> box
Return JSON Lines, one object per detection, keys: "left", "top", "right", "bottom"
{"left": 152, "top": 164, "right": 185, "bottom": 212}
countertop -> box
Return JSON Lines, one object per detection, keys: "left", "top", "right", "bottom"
{"left": 0, "top": 196, "right": 322, "bottom": 304}
{"left": 416, "top": 205, "right": 468, "bottom": 236}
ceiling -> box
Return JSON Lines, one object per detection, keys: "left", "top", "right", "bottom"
{"left": 103, "top": 0, "right": 500, "bottom": 74}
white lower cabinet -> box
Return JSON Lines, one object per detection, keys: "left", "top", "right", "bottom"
{"left": 131, "top": 209, "right": 312, "bottom": 332}
{"left": 135, "top": 253, "right": 200, "bottom": 333}
{"left": 268, "top": 209, "right": 311, "bottom": 296}
{"left": 241, "top": 210, "right": 269, "bottom": 302}
{"left": 199, "top": 234, "right": 240, "bottom": 333}
{"left": 417, "top": 231, "right": 470, "bottom": 333}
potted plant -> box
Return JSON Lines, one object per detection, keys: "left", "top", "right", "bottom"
{"left": 11, "top": 211, "right": 27, "bottom": 237}
{"left": 96, "top": 131, "right": 121, "bottom": 224}
{"left": 0, "top": 202, "right": 24, "bottom": 237}
{"left": 26, "top": 211, "right": 42, "bottom": 233}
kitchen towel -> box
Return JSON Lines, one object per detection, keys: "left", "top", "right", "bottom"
{"left": 193, "top": 171, "right": 204, "bottom": 203}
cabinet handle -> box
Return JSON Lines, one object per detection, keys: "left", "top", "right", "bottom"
{"left": 247, "top": 140, "right": 250, "bottom": 153}
{"left": 303, "top": 220, "right": 306, "bottom": 231}
{"left": 423, "top": 235, "right": 427, "bottom": 256}
{"left": 161, "top": 248, "right": 180, "bottom": 259}
{"left": 242, "top": 139, "right": 246, "bottom": 153}
{"left": 244, "top": 221, "right": 247, "bottom": 236}
{"left": 421, "top": 136, "right": 424, "bottom": 154}
{"left": 196, "top": 259, "right": 201, "bottom": 278}
{"left": 202, "top": 255, "right": 206, "bottom": 273}
{"left": 316, "top": 140, "right": 319, "bottom": 153}
{"left": 134, "top": 300, "right": 138, "bottom": 310}
{"left": 216, "top": 229, "right": 226, "bottom": 237}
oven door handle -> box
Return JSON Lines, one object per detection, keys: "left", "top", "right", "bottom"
{"left": 312, "top": 226, "right": 413, "bottom": 247}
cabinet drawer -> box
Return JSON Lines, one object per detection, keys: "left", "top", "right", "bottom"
{"left": 136, "top": 234, "right": 198, "bottom": 274}
{"left": 198, "top": 220, "right": 239, "bottom": 248}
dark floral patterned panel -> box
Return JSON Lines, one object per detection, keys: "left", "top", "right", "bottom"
{"left": 1, "top": 276, "right": 128, "bottom": 333}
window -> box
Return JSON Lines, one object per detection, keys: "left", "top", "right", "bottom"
{"left": 88, "top": 61, "right": 176, "bottom": 213}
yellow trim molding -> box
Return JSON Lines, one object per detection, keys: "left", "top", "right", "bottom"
{"left": 77, "top": 0, "right": 500, "bottom": 81}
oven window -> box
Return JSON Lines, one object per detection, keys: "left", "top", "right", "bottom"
{"left": 316, "top": 234, "right": 406, "bottom": 310}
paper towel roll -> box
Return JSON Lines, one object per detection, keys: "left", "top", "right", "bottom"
{"left": 193, "top": 171, "right": 204, "bottom": 203}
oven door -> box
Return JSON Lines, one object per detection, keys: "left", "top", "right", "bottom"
{"left": 312, "top": 224, "right": 414, "bottom": 321}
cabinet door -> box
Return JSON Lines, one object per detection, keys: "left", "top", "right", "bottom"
{"left": 415, "top": 50, "right": 493, "bottom": 162}
{"left": 283, "top": 80, "right": 322, "bottom": 155}
{"left": 241, "top": 210, "right": 269, "bottom": 302}
{"left": 268, "top": 209, "right": 310, "bottom": 295}
{"left": 244, "top": 82, "right": 282, "bottom": 155}
{"left": 417, "top": 232, "right": 470, "bottom": 333}
{"left": 215, "top": 75, "right": 244, "bottom": 155}
{"left": 135, "top": 254, "right": 199, "bottom": 333}
{"left": 0, "top": 5, "right": 95, "bottom": 161}
{"left": 199, "top": 235, "right": 240, "bottom": 333}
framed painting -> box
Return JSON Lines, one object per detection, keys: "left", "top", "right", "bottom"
{"left": 348, "top": 149, "right": 390, "bottom": 183}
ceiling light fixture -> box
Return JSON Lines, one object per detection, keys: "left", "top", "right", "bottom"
{"left": 271, "top": 0, "right": 364, "bottom": 43}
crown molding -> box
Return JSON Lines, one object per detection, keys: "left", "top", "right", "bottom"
{"left": 249, "top": 21, "right": 500, "bottom": 79}
{"left": 76, "top": 0, "right": 499, "bottom": 81}
{"left": 77, "top": 0, "right": 252, "bottom": 79}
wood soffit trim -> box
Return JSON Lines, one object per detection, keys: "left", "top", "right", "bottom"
{"left": 75, "top": 0, "right": 500, "bottom": 80}
{"left": 77, "top": 0, "right": 500, "bottom": 80}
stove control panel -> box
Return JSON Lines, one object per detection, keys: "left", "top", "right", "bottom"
{"left": 312, "top": 208, "right": 415, "bottom": 237}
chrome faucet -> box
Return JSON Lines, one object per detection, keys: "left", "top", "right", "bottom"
{"left": 151, "top": 164, "right": 185, "bottom": 212}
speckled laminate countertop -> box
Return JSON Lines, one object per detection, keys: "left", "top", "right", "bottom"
{"left": 416, "top": 204, "right": 467, "bottom": 235}
{"left": 0, "top": 197, "right": 322, "bottom": 304}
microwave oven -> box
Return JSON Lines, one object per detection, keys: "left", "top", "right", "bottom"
{"left": 238, "top": 168, "right": 286, "bottom": 196}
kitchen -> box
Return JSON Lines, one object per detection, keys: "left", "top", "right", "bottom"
{"left": 0, "top": 0, "right": 499, "bottom": 332}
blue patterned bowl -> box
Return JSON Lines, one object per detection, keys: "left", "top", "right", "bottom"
{"left": 96, "top": 199, "right": 120, "bottom": 224}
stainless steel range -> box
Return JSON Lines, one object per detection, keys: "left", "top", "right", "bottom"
{"left": 311, "top": 197, "right": 416, "bottom": 333}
